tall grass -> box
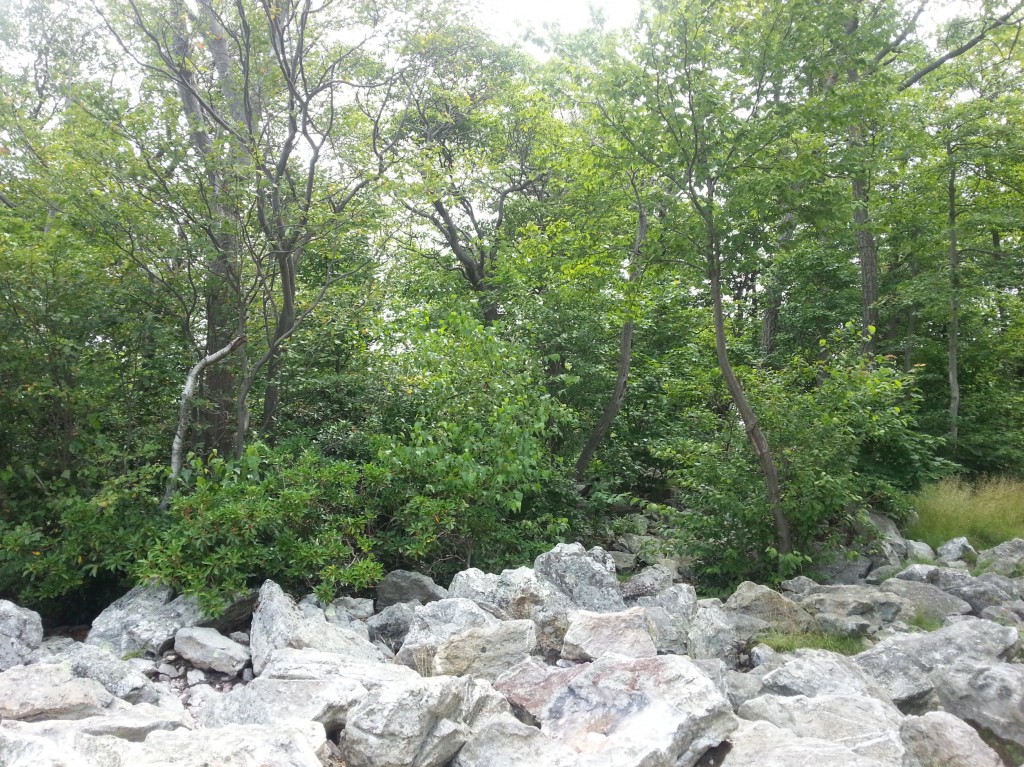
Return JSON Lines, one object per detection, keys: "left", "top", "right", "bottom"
{"left": 908, "top": 477, "right": 1024, "bottom": 550}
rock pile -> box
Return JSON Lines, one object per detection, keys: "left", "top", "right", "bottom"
{"left": 1, "top": 534, "right": 1023, "bottom": 767}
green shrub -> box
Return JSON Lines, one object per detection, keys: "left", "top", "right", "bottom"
{"left": 755, "top": 631, "right": 867, "bottom": 656}
{"left": 908, "top": 476, "right": 1024, "bottom": 550}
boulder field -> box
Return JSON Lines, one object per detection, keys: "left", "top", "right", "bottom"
{"left": 1, "top": 533, "right": 1023, "bottom": 767}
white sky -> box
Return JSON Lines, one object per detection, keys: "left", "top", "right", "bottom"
{"left": 473, "top": 0, "right": 641, "bottom": 42}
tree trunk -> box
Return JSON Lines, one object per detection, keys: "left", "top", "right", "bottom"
{"left": 699, "top": 190, "right": 793, "bottom": 555}
{"left": 852, "top": 171, "right": 880, "bottom": 353}
{"left": 946, "top": 150, "right": 960, "bottom": 448}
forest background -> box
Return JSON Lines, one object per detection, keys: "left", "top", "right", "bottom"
{"left": 2, "top": 0, "right": 1022, "bottom": 622}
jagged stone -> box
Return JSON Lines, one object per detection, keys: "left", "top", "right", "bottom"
{"left": 85, "top": 584, "right": 205, "bottom": 656}
{"left": 976, "top": 538, "right": 1024, "bottom": 576}
{"left": 395, "top": 598, "right": 496, "bottom": 673}
{"left": 717, "top": 719, "right": 889, "bottom": 767}
{"left": 814, "top": 552, "right": 872, "bottom": 584}
{"left": 761, "top": 648, "right": 892, "bottom": 701}
{"left": 199, "top": 675, "right": 366, "bottom": 731}
{"left": 905, "top": 540, "right": 936, "bottom": 563}
{"left": 853, "top": 618, "right": 1020, "bottom": 706}
{"left": 366, "top": 601, "right": 418, "bottom": 652}
{"left": 607, "top": 550, "right": 638, "bottom": 574}
{"left": 42, "top": 641, "right": 166, "bottom": 705}
{"left": 330, "top": 596, "right": 375, "bottom": 620}
{"left": 342, "top": 675, "right": 502, "bottom": 767}
{"left": 946, "top": 579, "right": 1014, "bottom": 615}
{"left": 636, "top": 583, "right": 698, "bottom": 655}
{"left": 779, "top": 575, "right": 819, "bottom": 595}
{"left": 738, "top": 693, "right": 905, "bottom": 766}
{"left": 864, "top": 512, "right": 909, "bottom": 568}
{"left": 560, "top": 607, "right": 656, "bottom": 661}
{"left": 376, "top": 570, "right": 448, "bottom": 609}
{"left": 724, "top": 667, "right": 768, "bottom": 709}
{"left": 687, "top": 605, "right": 769, "bottom": 668}
{"left": 533, "top": 543, "right": 626, "bottom": 613}
{"left": 174, "top": 626, "right": 250, "bottom": 675}
{"left": 937, "top": 537, "right": 977, "bottom": 563}
{"left": 0, "top": 664, "right": 115, "bottom": 721}
{"left": 249, "top": 580, "right": 383, "bottom": 675}
{"left": 930, "top": 659, "right": 1024, "bottom": 750}
{"left": 620, "top": 564, "right": 675, "bottom": 599}
{"left": 432, "top": 619, "right": 537, "bottom": 681}
{"left": 725, "top": 582, "right": 818, "bottom": 634}
{"left": 0, "top": 600, "right": 43, "bottom": 672}
{"left": 452, "top": 713, "right": 580, "bottom": 767}
{"left": 878, "top": 579, "right": 972, "bottom": 622}
{"left": 900, "top": 710, "right": 1004, "bottom": 767}
{"left": 797, "top": 584, "right": 912, "bottom": 632}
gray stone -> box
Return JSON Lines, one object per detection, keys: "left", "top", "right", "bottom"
{"left": 500, "top": 653, "right": 737, "bottom": 767}
{"left": 432, "top": 619, "right": 537, "bottom": 681}
{"left": 229, "top": 631, "right": 249, "bottom": 645}
{"left": 761, "top": 648, "right": 892, "bottom": 702}
{"left": 937, "top": 536, "right": 977, "bottom": 563}
{"left": 620, "top": 564, "right": 675, "bottom": 599}
{"left": 42, "top": 641, "right": 165, "bottom": 705}
{"left": 725, "top": 582, "right": 818, "bottom": 633}
{"left": 931, "top": 659, "right": 1024, "bottom": 750}
{"left": 395, "top": 598, "right": 496, "bottom": 673}
{"left": 853, "top": 618, "right": 1020, "bottom": 706}
{"left": 85, "top": 584, "right": 206, "bottom": 656}
{"left": 895, "top": 564, "right": 938, "bottom": 583}
{"left": 449, "top": 566, "right": 574, "bottom": 653}
{"left": 879, "top": 579, "right": 972, "bottom": 622}
{"left": 688, "top": 605, "right": 768, "bottom": 668}
{"left": 905, "top": 540, "right": 936, "bottom": 563}
{"left": 157, "top": 663, "right": 178, "bottom": 678}
{"left": 0, "top": 664, "right": 115, "bottom": 721}
{"left": 342, "top": 676, "right": 495, "bottom": 767}
{"left": 738, "top": 693, "right": 905, "bottom": 766}
{"left": 976, "top": 572, "right": 1020, "bottom": 598}
{"left": 636, "top": 583, "right": 698, "bottom": 655}
{"left": 453, "top": 714, "right": 580, "bottom": 767}
{"left": 184, "top": 668, "right": 206, "bottom": 685}
{"left": 331, "top": 596, "right": 375, "bottom": 620}
{"left": 980, "top": 604, "right": 1023, "bottom": 625}
{"left": 901, "top": 710, "right": 1004, "bottom": 767}
{"left": 725, "top": 667, "right": 768, "bottom": 709}
{"left": 533, "top": 543, "right": 626, "bottom": 613}
{"left": 779, "top": 575, "right": 819, "bottom": 595}
{"left": 718, "top": 719, "right": 888, "bottom": 767}
{"left": 249, "top": 580, "right": 383, "bottom": 675}
{"left": 376, "top": 570, "right": 448, "bottom": 609}
{"left": 865, "top": 565, "right": 901, "bottom": 585}
{"left": 798, "top": 584, "right": 912, "bottom": 632}
{"left": 200, "top": 675, "right": 367, "bottom": 731}
{"left": 946, "top": 579, "right": 1014, "bottom": 614}
{"left": 814, "top": 552, "right": 873, "bottom": 584}
{"left": 367, "top": 601, "right": 418, "bottom": 652}
{"left": 977, "top": 538, "right": 1024, "bottom": 576}
{"left": 615, "top": 533, "right": 665, "bottom": 564}
{"left": 174, "top": 626, "right": 250, "bottom": 675}
{"left": 607, "top": 550, "right": 637, "bottom": 574}
{"left": 259, "top": 648, "right": 420, "bottom": 688}
{"left": 560, "top": 607, "right": 656, "bottom": 661}
{"left": 815, "top": 612, "right": 873, "bottom": 637}
{"left": 0, "top": 600, "right": 43, "bottom": 672}
{"left": 864, "top": 512, "right": 909, "bottom": 568}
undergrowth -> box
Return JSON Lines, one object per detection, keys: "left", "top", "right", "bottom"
{"left": 907, "top": 476, "right": 1024, "bottom": 550}
{"left": 755, "top": 631, "right": 867, "bottom": 656}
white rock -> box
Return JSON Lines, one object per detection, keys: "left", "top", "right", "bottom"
{"left": 560, "top": 607, "right": 656, "bottom": 661}
{"left": 0, "top": 600, "right": 43, "bottom": 672}
{"left": 901, "top": 710, "right": 1004, "bottom": 767}
{"left": 718, "top": 719, "right": 888, "bottom": 767}
{"left": 174, "top": 626, "right": 250, "bottom": 675}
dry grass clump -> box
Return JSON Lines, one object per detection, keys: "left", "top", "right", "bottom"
{"left": 908, "top": 476, "right": 1024, "bottom": 550}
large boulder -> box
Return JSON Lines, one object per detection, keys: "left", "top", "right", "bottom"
{"left": 687, "top": 605, "right": 769, "bottom": 668}
{"left": 760, "top": 648, "right": 892, "bottom": 702}
{"left": 738, "top": 693, "right": 906, "bottom": 766}
{"left": 0, "top": 600, "right": 43, "bottom": 672}
{"left": 249, "top": 580, "right": 384, "bottom": 675}
{"left": 376, "top": 570, "right": 448, "bottom": 609}
{"left": 717, "top": 719, "right": 889, "bottom": 767}
{"left": 560, "top": 607, "right": 657, "bottom": 662}
{"left": 0, "top": 664, "right": 116, "bottom": 721}
{"left": 635, "top": 583, "right": 699, "bottom": 655}
{"left": 937, "top": 537, "right": 977, "bottom": 563}
{"left": 945, "top": 578, "right": 1015, "bottom": 615}
{"left": 853, "top": 618, "right": 1020, "bottom": 706}
{"left": 796, "top": 584, "right": 912, "bottom": 633}
{"left": 452, "top": 714, "right": 580, "bottom": 767}
{"left": 431, "top": 620, "right": 536, "bottom": 681}
{"left": 342, "top": 675, "right": 506, "bottom": 767}
{"left": 199, "top": 675, "right": 367, "bottom": 732}
{"left": 930, "top": 659, "right": 1024, "bottom": 750}
{"left": 42, "top": 641, "right": 166, "bottom": 705}
{"left": 532, "top": 543, "right": 626, "bottom": 613}
{"left": 900, "top": 710, "right": 1004, "bottom": 767}
{"left": 976, "top": 538, "right": 1024, "bottom": 576}
{"left": 174, "top": 626, "right": 250, "bottom": 675}
{"left": 495, "top": 653, "right": 737, "bottom": 767}
{"left": 394, "top": 598, "right": 497, "bottom": 673}
{"left": 878, "top": 579, "right": 972, "bottom": 622}
{"left": 85, "top": 583, "right": 205, "bottom": 656}
{"left": 725, "top": 582, "right": 818, "bottom": 634}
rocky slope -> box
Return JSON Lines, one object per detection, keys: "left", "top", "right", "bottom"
{"left": 1, "top": 531, "right": 1023, "bottom": 767}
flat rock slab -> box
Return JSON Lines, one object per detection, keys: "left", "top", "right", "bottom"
{"left": 900, "top": 711, "right": 1003, "bottom": 767}
{"left": 174, "top": 626, "right": 250, "bottom": 675}
{"left": 199, "top": 675, "right": 367, "bottom": 731}
{"left": 0, "top": 664, "right": 115, "bottom": 722}
{"left": 717, "top": 719, "right": 888, "bottom": 767}
{"left": 878, "top": 579, "right": 972, "bottom": 621}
